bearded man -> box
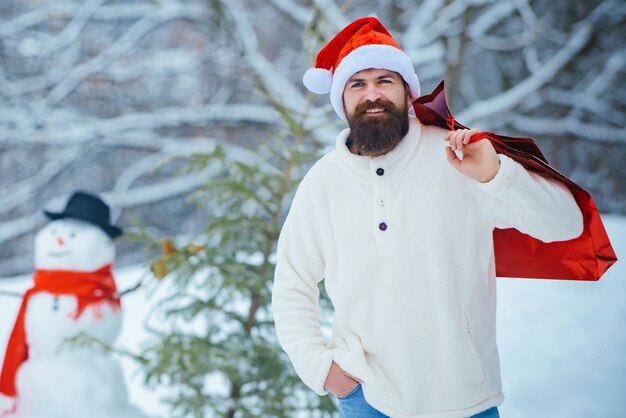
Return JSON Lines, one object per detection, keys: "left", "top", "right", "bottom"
{"left": 272, "top": 17, "right": 583, "bottom": 418}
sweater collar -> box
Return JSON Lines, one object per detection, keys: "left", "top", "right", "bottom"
{"left": 335, "top": 116, "right": 422, "bottom": 173}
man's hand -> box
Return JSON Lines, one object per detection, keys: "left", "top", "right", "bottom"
{"left": 324, "top": 362, "right": 360, "bottom": 397}
{"left": 444, "top": 128, "right": 500, "bottom": 183}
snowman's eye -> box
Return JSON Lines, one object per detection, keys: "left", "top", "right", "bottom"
{"left": 70, "top": 231, "right": 76, "bottom": 238}
{"left": 50, "top": 229, "right": 56, "bottom": 235}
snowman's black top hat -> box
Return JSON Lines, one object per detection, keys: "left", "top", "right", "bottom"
{"left": 44, "top": 191, "right": 123, "bottom": 239}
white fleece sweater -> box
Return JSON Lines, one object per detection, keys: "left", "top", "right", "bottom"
{"left": 272, "top": 117, "right": 582, "bottom": 418}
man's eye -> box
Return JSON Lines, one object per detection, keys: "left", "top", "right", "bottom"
{"left": 379, "top": 79, "right": 392, "bottom": 84}
{"left": 351, "top": 82, "right": 363, "bottom": 88}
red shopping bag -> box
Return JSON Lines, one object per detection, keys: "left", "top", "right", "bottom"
{"left": 413, "top": 81, "right": 617, "bottom": 280}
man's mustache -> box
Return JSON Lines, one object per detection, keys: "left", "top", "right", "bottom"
{"left": 354, "top": 99, "right": 396, "bottom": 115}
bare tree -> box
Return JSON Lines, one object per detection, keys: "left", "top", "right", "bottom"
{"left": 0, "top": 0, "right": 624, "bottom": 276}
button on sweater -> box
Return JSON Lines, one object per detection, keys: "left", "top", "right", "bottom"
{"left": 272, "top": 117, "right": 582, "bottom": 418}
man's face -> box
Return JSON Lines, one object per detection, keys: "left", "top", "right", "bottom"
{"left": 343, "top": 68, "right": 411, "bottom": 155}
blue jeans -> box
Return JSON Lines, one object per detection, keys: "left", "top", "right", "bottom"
{"left": 337, "top": 384, "right": 500, "bottom": 418}
{"left": 337, "top": 384, "right": 387, "bottom": 418}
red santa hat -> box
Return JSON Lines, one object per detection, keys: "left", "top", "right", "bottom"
{"left": 303, "top": 16, "right": 420, "bottom": 120}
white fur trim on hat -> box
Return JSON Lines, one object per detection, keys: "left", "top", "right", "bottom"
{"left": 303, "top": 67, "right": 333, "bottom": 94}
{"left": 329, "top": 44, "right": 420, "bottom": 120}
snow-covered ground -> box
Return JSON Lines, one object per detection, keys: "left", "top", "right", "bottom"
{"left": 1, "top": 215, "right": 624, "bottom": 417}
{"left": 497, "top": 214, "right": 626, "bottom": 418}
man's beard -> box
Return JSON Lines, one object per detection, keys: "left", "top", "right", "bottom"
{"left": 347, "top": 99, "right": 409, "bottom": 155}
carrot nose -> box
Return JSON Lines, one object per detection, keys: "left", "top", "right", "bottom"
{"left": 57, "top": 236, "right": 64, "bottom": 246}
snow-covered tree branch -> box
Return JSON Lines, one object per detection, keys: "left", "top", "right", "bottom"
{"left": 0, "top": 0, "right": 624, "bottom": 277}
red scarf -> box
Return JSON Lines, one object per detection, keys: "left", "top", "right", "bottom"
{"left": 0, "top": 264, "right": 121, "bottom": 397}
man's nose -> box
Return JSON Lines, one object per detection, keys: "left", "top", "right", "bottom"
{"left": 362, "top": 84, "right": 382, "bottom": 101}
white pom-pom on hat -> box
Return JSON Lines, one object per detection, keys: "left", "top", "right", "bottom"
{"left": 303, "top": 67, "right": 333, "bottom": 94}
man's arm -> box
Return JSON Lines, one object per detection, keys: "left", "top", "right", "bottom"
{"left": 271, "top": 185, "right": 334, "bottom": 395}
{"left": 445, "top": 129, "right": 583, "bottom": 242}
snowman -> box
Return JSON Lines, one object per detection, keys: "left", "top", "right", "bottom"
{"left": 0, "top": 191, "right": 147, "bottom": 418}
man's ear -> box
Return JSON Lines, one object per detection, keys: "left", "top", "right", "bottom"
{"left": 406, "top": 92, "right": 414, "bottom": 109}
{"left": 404, "top": 82, "right": 412, "bottom": 106}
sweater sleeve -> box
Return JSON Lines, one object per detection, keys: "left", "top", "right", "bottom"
{"left": 474, "top": 154, "right": 583, "bottom": 242}
{"left": 272, "top": 184, "right": 334, "bottom": 396}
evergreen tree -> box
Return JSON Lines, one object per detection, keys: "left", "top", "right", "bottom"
{"left": 137, "top": 94, "right": 336, "bottom": 417}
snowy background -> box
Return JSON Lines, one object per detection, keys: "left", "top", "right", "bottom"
{"left": 1, "top": 0, "right": 624, "bottom": 276}
{"left": 1, "top": 0, "right": 625, "bottom": 416}
{"left": 1, "top": 215, "right": 623, "bottom": 417}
